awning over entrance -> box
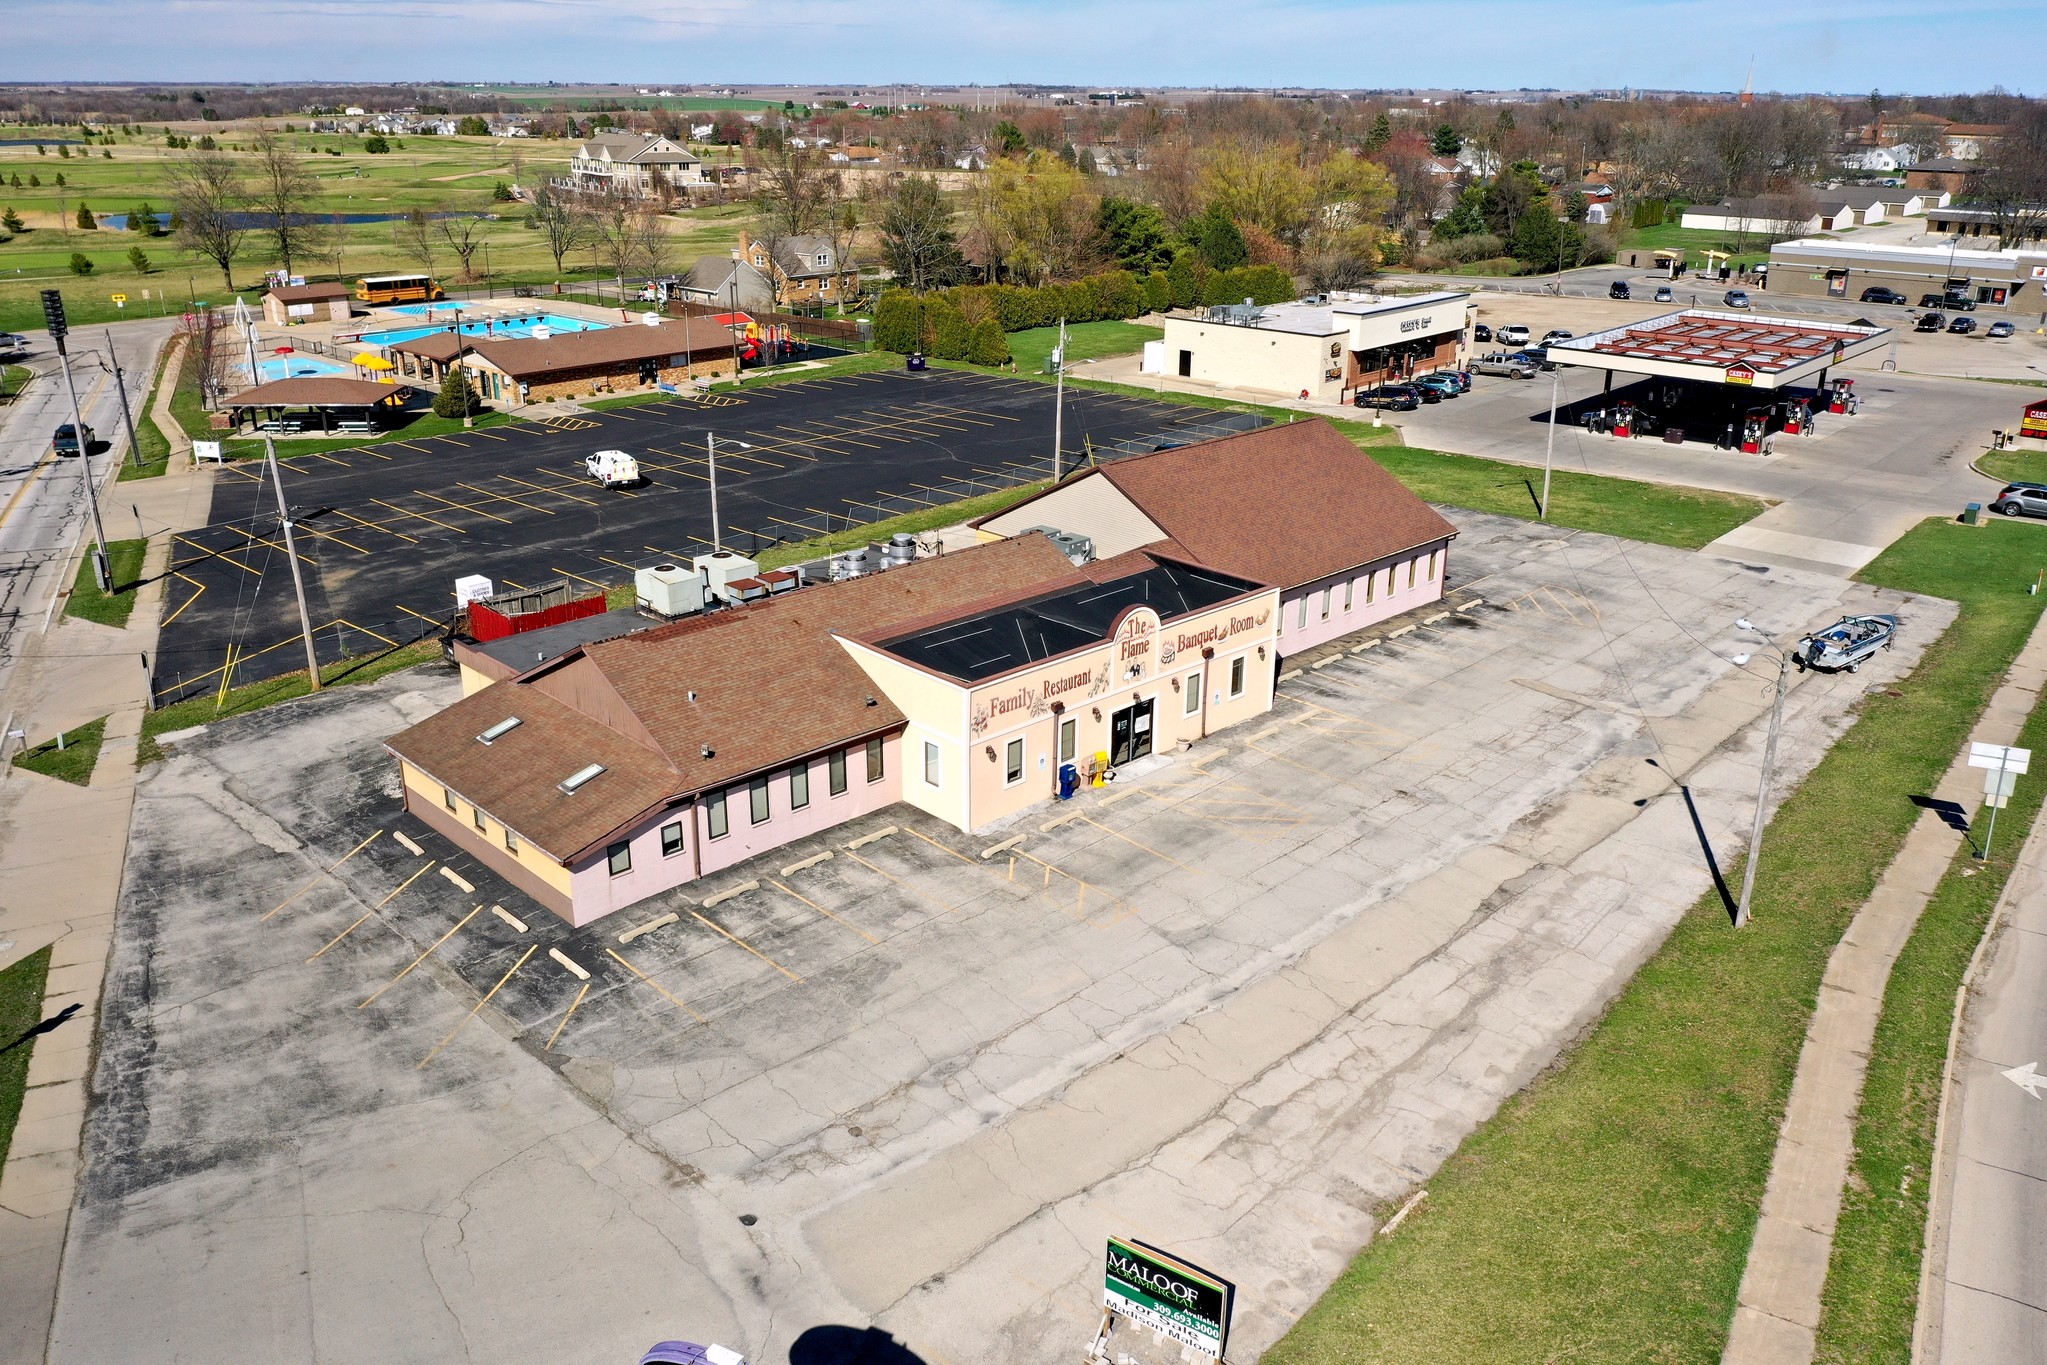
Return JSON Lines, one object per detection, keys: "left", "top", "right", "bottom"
{"left": 1546, "top": 309, "right": 1890, "bottom": 391}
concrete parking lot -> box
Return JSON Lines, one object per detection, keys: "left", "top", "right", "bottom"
{"left": 55, "top": 511, "right": 1948, "bottom": 1364}
{"left": 155, "top": 369, "right": 1255, "bottom": 701}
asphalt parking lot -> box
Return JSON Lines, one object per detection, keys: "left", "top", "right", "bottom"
{"left": 59, "top": 511, "right": 1950, "bottom": 1364}
{"left": 153, "top": 369, "right": 1256, "bottom": 702}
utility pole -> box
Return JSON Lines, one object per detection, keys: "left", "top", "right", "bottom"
{"left": 1732, "top": 621, "right": 1790, "bottom": 929}
{"left": 265, "top": 437, "right": 322, "bottom": 689}
{"left": 1051, "top": 317, "right": 1068, "bottom": 483}
{"left": 103, "top": 329, "right": 142, "bottom": 469}
{"left": 1540, "top": 366, "right": 1559, "bottom": 520}
{"left": 707, "top": 430, "right": 722, "bottom": 553}
{"left": 43, "top": 290, "right": 111, "bottom": 592}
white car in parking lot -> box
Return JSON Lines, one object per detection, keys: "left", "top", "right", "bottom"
{"left": 585, "top": 449, "right": 643, "bottom": 487}
{"left": 1495, "top": 324, "right": 1532, "bottom": 347}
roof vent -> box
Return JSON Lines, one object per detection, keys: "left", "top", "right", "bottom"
{"left": 475, "top": 716, "right": 523, "bottom": 745}
{"left": 558, "top": 763, "right": 606, "bottom": 794}
{"left": 700, "top": 743, "right": 715, "bottom": 759}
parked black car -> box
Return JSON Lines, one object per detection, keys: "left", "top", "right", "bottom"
{"left": 1949, "top": 316, "right": 1977, "bottom": 334}
{"left": 1609, "top": 281, "right": 1631, "bottom": 300}
{"left": 1859, "top": 286, "right": 1907, "bottom": 305}
{"left": 1472, "top": 323, "right": 1492, "bottom": 343}
{"left": 1945, "top": 295, "right": 1976, "bottom": 311}
{"left": 1355, "top": 385, "right": 1422, "bottom": 411}
{"left": 1915, "top": 312, "right": 1946, "bottom": 332}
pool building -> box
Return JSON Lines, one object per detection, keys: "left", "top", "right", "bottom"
{"left": 384, "top": 422, "right": 1455, "bottom": 924}
{"left": 386, "top": 316, "right": 738, "bottom": 406}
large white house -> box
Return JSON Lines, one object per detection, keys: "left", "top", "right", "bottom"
{"left": 562, "top": 132, "right": 709, "bottom": 198}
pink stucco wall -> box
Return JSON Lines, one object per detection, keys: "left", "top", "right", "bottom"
{"left": 1274, "top": 540, "right": 1452, "bottom": 657}
{"left": 565, "top": 735, "right": 904, "bottom": 922}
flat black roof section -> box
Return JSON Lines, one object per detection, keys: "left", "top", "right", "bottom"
{"left": 882, "top": 562, "right": 1260, "bottom": 683}
{"left": 473, "top": 609, "right": 652, "bottom": 672}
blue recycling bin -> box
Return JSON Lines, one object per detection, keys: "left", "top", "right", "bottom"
{"left": 906, "top": 352, "right": 927, "bottom": 372}
{"left": 1058, "top": 763, "right": 1079, "bottom": 801}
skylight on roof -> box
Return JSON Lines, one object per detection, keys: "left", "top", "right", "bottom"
{"left": 558, "top": 763, "right": 606, "bottom": 794}
{"left": 476, "top": 717, "right": 523, "bottom": 744}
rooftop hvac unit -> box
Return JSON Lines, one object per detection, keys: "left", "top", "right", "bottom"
{"left": 832, "top": 548, "right": 877, "bottom": 580}
{"left": 694, "top": 550, "right": 760, "bottom": 604}
{"left": 1022, "top": 525, "right": 1095, "bottom": 565}
{"left": 636, "top": 562, "right": 706, "bottom": 617}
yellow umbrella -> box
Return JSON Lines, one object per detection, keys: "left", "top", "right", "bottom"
{"left": 353, "top": 352, "right": 395, "bottom": 371}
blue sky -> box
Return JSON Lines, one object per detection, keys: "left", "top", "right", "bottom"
{"left": 5, "top": 0, "right": 2041, "bottom": 93}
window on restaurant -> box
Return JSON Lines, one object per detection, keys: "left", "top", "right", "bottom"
{"left": 472, "top": 804, "right": 486, "bottom": 832}
{"left": 829, "top": 749, "right": 848, "bottom": 796}
{"left": 867, "top": 737, "right": 885, "bottom": 783}
{"left": 1344, "top": 578, "right": 1354, "bottom": 611}
{"left": 790, "top": 762, "right": 810, "bottom": 810}
{"left": 504, "top": 828, "right": 519, "bottom": 855}
{"left": 607, "top": 841, "right": 632, "bottom": 877}
{"left": 1408, "top": 558, "right": 1417, "bottom": 589}
{"left": 1321, "top": 587, "right": 1332, "bottom": 620}
{"left": 750, "top": 776, "right": 771, "bottom": 825}
{"left": 1230, "top": 656, "right": 1246, "bottom": 697}
{"left": 707, "top": 790, "right": 729, "bottom": 839}
{"left": 660, "top": 821, "right": 685, "bottom": 858}
{"left": 1005, "top": 738, "right": 1024, "bottom": 785}
{"left": 1059, "top": 717, "right": 1077, "bottom": 762}
{"left": 443, "top": 786, "right": 456, "bottom": 810}
{"left": 1428, "top": 551, "right": 1438, "bottom": 582}
{"left": 1366, "top": 570, "right": 1375, "bottom": 604}
{"left": 1184, "top": 671, "right": 1202, "bottom": 715}
{"left": 1297, "top": 597, "right": 1308, "bottom": 630}
{"left": 924, "top": 741, "right": 941, "bottom": 787}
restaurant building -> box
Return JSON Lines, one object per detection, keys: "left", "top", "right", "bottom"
{"left": 387, "top": 320, "right": 739, "bottom": 407}
{"left": 384, "top": 425, "right": 1452, "bottom": 925}
{"left": 1155, "top": 291, "right": 1473, "bottom": 404}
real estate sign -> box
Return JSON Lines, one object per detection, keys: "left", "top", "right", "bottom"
{"left": 1103, "top": 1237, "right": 1233, "bottom": 1357}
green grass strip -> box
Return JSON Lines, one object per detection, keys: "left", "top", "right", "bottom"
{"left": 0, "top": 946, "right": 55, "bottom": 1167}
{"left": 1812, "top": 529, "right": 2047, "bottom": 1363}
{"left": 1263, "top": 519, "right": 2047, "bottom": 1365}
{"left": 62, "top": 537, "right": 147, "bottom": 628}
{"left": 11, "top": 716, "right": 106, "bottom": 786}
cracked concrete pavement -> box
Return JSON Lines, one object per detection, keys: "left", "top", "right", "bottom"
{"left": 48, "top": 513, "right": 1949, "bottom": 1363}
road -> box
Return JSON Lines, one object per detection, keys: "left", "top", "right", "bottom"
{"left": 0, "top": 322, "right": 170, "bottom": 711}
{"left": 1925, "top": 824, "right": 2047, "bottom": 1362}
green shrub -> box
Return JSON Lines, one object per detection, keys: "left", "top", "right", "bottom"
{"left": 968, "top": 318, "right": 1010, "bottom": 366}
{"left": 872, "top": 290, "right": 924, "bottom": 353}
{"left": 69, "top": 252, "right": 94, "bottom": 276}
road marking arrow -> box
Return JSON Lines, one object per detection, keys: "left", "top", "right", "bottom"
{"left": 2002, "top": 1061, "right": 2046, "bottom": 1099}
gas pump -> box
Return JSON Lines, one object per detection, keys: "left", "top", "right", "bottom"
{"left": 1741, "top": 412, "right": 1768, "bottom": 454}
{"left": 1613, "top": 400, "right": 1635, "bottom": 439}
{"left": 1828, "top": 378, "right": 1855, "bottom": 415}
{"left": 1783, "top": 398, "right": 1807, "bottom": 436}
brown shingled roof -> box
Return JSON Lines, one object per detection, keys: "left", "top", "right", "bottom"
{"left": 268, "top": 282, "right": 352, "bottom": 303}
{"left": 987, "top": 420, "right": 1458, "bottom": 590}
{"left": 223, "top": 377, "right": 411, "bottom": 408}
{"left": 467, "top": 322, "right": 728, "bottom": 380}
{"left": 387, "top": 535, "right": 1084, "bottom": 864}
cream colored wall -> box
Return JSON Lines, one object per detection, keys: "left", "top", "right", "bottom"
{"left": 398, "top": 760, "right": 572, "bottom": 894}
{"left": 977, "top": 477, "right": 1167, "bottom": 559}
{"left": 458, "top": 663, "right": 494, "bottom": 697}
{"left": 1162, "top": 318, "right": 1344, "bottom": 400}
{"left": 838, "top": 638, "right": 971, "bottom": 829}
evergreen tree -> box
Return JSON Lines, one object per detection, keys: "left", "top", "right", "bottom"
{"left": 129, "top": 201, "right": 158, "bottom": 234}
{"left": 1, "top": 207, "right": 25, "bottom": 234}
{"left": 127, "top": 246, "right": 151, "bottom": 273}
{"left": 1189, "top": 205, "right": 1247, "bottom": 271}
{"left": 1164, "top": 251, "right": 1200, "bottom": 308}
{"left": 1096, "top": 198, "right": 1174, "bottom": 274}
{"left": 76, "top": 201, "right": 96, "bottom": 230}
{"left": 431, "top": 364, "right": 480, "bottom": 419}
{"left": 1430, "top": 123, "right": 1463, "bottom": 157}
{"left": 872, "top": 290, "right": 924, "bottom": 353}
{"left": 967, "top": 318, "right": 1010, "bottom": 367}
{"left": 1365, "top": 111, "right": 1393, "bottom": 152}
{"left": 69, "top": 252, "right": 94, "bottom": 276}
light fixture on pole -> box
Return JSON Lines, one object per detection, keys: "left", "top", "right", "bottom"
{"left": 99, "top": 330, "right": 143, "bottom": 469}
{"left": 704, "top": 434, "right": 751, "bottom": 553}
{"left": 1051, "top": 316, "right": 1068, "bottom": 483}
{"left": 1540, "top": 365, "right": 1560, "bottom": 520}
{"left": 42, "top": 289, "right": 112, "bottom": 591}
{"left": 1730, "top": 617, "right": 1791, "bottom": 929}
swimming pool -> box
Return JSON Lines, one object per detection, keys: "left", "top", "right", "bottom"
{"left": 356, "top": 312, "right": 609, "bottom": 346}
{"left": 251, "top": 354, "right": 355, "bottom": 383}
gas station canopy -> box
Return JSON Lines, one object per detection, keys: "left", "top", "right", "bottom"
{"left": 1548, "top": 309, "right": 1891, "bottom": 391}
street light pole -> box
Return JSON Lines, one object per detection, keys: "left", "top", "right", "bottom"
{"left": 102, "top": 330, "right": 143, "bottom": 469}
{"left": 1732, "top": 621, "right": 1791, "bottom": 929}
{"left": 264, "top": 437, "right": 322, "bottom": 689}
{"left": 704, "top": 435, "right": 752, "bottom": 554}
{"left": 43, "top": 291, "right": 111, "bottom": 591}
{"left": 1540, "top": 366, "right": 1559, "bottom": 520}
{"left": 1051, "top": 316, "right": 1068, "bottom": 483}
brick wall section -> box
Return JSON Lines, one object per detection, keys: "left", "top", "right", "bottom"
{"left": 510, "top": 358, "right": 737, "bottom": 406}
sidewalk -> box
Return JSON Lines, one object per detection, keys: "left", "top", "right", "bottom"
{"left": 1721, "top": 608, "right": 2047, "bottom": 1364}
{"left": 0, "top": 451, "right": 213, "bottom": 1365}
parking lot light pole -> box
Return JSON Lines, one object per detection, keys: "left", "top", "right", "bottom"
{"left": 1051, "top": 317, "right": 1068, "bottom": 483}
{"left": 705, "top": 435, "right": 751, "bottom": 554}
{"left": 1540, "top": 367, "right": 1560, "bottom": 520}
{"left": 1731, "top": 618, "right": 1792, "bottom": 929}
{"left": 264, "top": 437, "right": 322, "bottom": 690}
{"left": 42, "top": 290, "right": 112, "bottom": 591}
{"left": 102, "top": 330, "right": 143, "bottom": 469}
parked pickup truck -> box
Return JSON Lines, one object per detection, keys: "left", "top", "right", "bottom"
{"left": 586, "top": 449, "right": 642, "bottom": 487}
{"left": 1471, "top": 353, "right": 1538, "bottom": 379}
{"left": 52, "top": 422, "right": 93, "bottom": 457}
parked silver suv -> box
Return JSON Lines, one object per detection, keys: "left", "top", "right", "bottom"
{"left": 1992, "top": 483, "right": 2047, "bottom": 519}
{"left": 1471, "top": 353, "right": 1538, "bottom": 379}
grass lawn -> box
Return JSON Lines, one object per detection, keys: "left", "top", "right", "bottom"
{"left": 1008, "top": 320, "right": 1164, "bottom": 373}
{"left": 1812, "top": 522, "right": 2047, "bottom": 1363}
{"left": 1620, "top": 220, "right": 1784, "bottom": 269}
{"left": 137, "top": 637, "right": 443, "bottom": 766}
{"left": 1976, "top": 447, "right": 2047, "bottom": 487}
{"left": 1264, "top": 516, "right": 2047, "bottom": 1365}
{"left": 62, "top": 537, "right": 148, "bottom": 627}
{"left": 115, "top": 340, "right": 176, "bottom": 480}
{"left": 11, "top": 716, "right": 107, "bottom": 786}
{"left": 0, "top": 947, "right": 54, "bottom": 1168}
{"left": 1, "top": 364, "right": 29, "bottom": 402}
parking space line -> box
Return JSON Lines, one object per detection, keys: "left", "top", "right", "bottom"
{"left": 550, "top": 565, "right": 614, "bottom": 592}
{"left": 175, "top": 533, "right": 260, "bottom": 575}
{"left": 307, "top": 860, "right": 437, "bottom": 960}
{"left": 417, "top": 944, "right": 537, "bottom": 1068}
{"left": 359, "top": 903, "right": 484, "bottom": 1007}
{"left": 502, "top": 472, "right": 598, "bottom": 506}
{"left": 457, "top": 480, "right": 556, "bottom": 516}
{"left": 842, "top": 852, "right": 963, "bottom": 917}
{"left": 604, "top": 947, "right": 708, "bottom": 1022}
{"left": 690, "top": 909, "right": 804, "bottom": 981}
{"left": 902, "top": 826, "right": 979, "bottom": 865}
{"left": 546, "top": 982, "right": 591, "bottom": 1051}
{"left": 414, "top": 488, "right": 512, "bottom": 524}
{"left": 1071, "top": 814, "right": 1203, "bottom": 874}
{"left": 330, "top": 507, "right": 418, "bottom": 544}
{"left": 159, "top": 571, "right": 207, "bottom": 627}
{"left": 262, "top": 828, "right": 385, "bottom": 921}
{"left": 768, "top": 878, "right": 880, "bottom": 944}
{"left": 371, "top": 497, "right": 469, "bottom": 536}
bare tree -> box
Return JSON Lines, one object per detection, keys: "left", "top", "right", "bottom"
{"left": 438, "top": 215, "right": 486, "bottom": 279}
{"left": 528, "top": 183, "right": 587, "bottom": 273}
{"left": 581, "top": 185, "right": 643, "bottom": 285}
{"left": 632, "top": 204, "right": 673, "bottom": 283}
{"left": 1978, "top": 103, "right": 2047, "bottom": 250}
{"left": 167, "top": 149, "right": 250, "bottom": 288}
{"left": 392, "top": 209, "right": 437, "bottom": 273}
{"left": 250, "top": 127, "right": 324, "bottom": 277}
{"left": 822, "top": 198, "right": 862, "bottom": 313}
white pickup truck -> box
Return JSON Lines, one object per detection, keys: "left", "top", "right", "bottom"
{"left": 585, "top": 449, "right": 642, "bottom": 487}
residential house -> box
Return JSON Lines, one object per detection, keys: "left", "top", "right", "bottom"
{"left": 1678, "top": 197, "right": 1824, "bottom": 236}
{"left": 1905, "top": 157, "right": 1983, "bottom": 197}
{"left": 737, "top": 231, "right": 860, "bottom": 310}
{"left": 682, "top": 253, "right": 779, "bottom": 313}
{"left": 1942, "top": 124, "right": 2009, "bottom": 160}
{"left": 563, "top": 132, "right": 709, "bottom": 198}
{"left": 827, "top": 145, "right": 885, "bottom": 166}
